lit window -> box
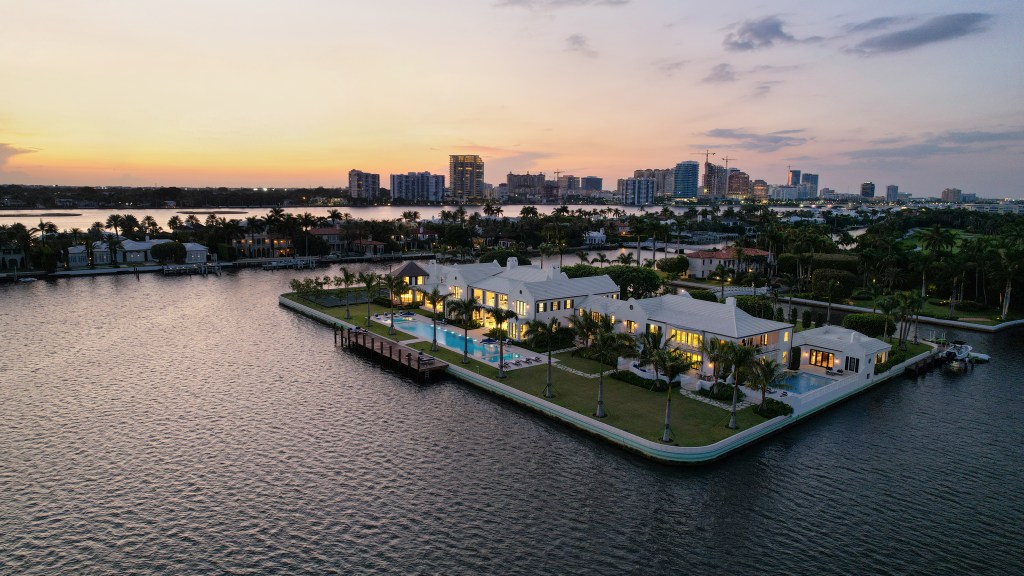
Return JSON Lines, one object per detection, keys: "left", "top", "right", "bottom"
{"left": 784, "top": 331, "right": 790, "bottom": 342}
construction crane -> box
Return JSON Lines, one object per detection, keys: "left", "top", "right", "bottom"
{"left": 693, "top": 150, "right": 716, "bottom": 195}
{"left": 721, "top": 156, "right": 737, "bottom": 196}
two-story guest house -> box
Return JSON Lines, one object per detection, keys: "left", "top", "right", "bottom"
{"left": 577, "top": 293, "right": 794, "bottom": 377}
{"left": 685, "top": 247, "right": 772, "bottom": 279}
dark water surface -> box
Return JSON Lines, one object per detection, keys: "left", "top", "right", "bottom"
{"left": 2, "top": 270, "right": 1022, "bottom": 575}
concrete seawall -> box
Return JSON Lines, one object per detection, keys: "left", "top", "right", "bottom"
{"left": 280, "top": 295, "right": 937, "bottom": 465}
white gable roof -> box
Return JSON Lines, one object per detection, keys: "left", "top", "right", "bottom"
{"left": 794, "top": 326, "right": 891, "bottom": 355}
{"left": 636, "top": 294, "right": 792, "bottom": 338}
{"left": 522, "top": 275, "right": 618, "bottom": 301}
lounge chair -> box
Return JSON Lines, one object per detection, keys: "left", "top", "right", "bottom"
{"left": 533, "top": 356, "right": 541, "bottom": 362}
{"left": 780, "top": 391, "right": 788, "bottom": 397}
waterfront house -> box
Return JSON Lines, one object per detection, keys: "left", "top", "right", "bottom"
{"left": 793, "top": 326, "right": 891, "bottom": 383}
{"left": 391, "top": 260, "right": 430, "bottom": 305}
{"left": 91, "top": 242, "right": 112, "bottom": 266}
{"left": 352, "top": 239, "right": 386, "bottom": 256}
{"left": 584, "top": 229, "right": 607, "bottom": 245}
{"left": 117, "top": 238, "right": 173, "bottom": 264}
{"left": 182, "top": 242, "right": 209, "bottom": 264}
{"left": 67, "top": 245, "right": 89, "bottom": 268}
{"left": 2, "top": 242, "right": 26, "bottom": 269}
{"left": 685, "top": 247, "right": 772, "bottom": 279}
{"left": 310, "top": 227, "right": 347, "bottom": 254}
{"left": 578, "top": 293, "right": 794, "bottom": 378}
{"left": 233, "top": 233, "right": 293, "bottom": 258}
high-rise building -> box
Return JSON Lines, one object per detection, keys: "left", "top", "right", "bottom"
{"left": 727, "top": 170, "right": 751, "bottom": 197}
{"left": 390, "top": 172, "right": 445, "bottom": 203}
{"left": 861, "top": 182, "right": 876, "bottom": 198}
{"left": 507, "top": 172, "right": 545, "bottom": 202}
{"left": 672, "top": 161, "right": 699, "bottom": 198}
{"left": 581, "top": 176, "right": 603, "bottom": 192}
{"left": 941, "top": 187, "right": 963, "bottom": 202}
{"left": 751, "top": 179, "right": 769, "bottom": 199}
{"left": 557, "top": 175, "right": 580, "bottom": 198}
{"left": 703, "top": 163, "right": 729, "bottom": 196}
{"left": 449, "top": 155, "right": 484, "bottom": 203}
{"left": 800, "top": 173, "right": 819, "bottom": 196}
{"left": 634, "top": 168, "right": 673, "bottom": 200}
{"left": 348, "top": 169, "right": 380, "bottom": 201}
{"left": 617, "top": 177, "right": 656, "bottom": 206}
{"left": 886, "top": 185, "right": 899, "bottom": 202}
{"left": 788, "top": 169, "right": 802, "bottom": 186}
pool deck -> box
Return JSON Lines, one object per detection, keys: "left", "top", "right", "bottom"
{"left": 370, "top": 312, "right": 550, "bottom": 370}
{"left": 281, "top": 296, "right": 942, "bottom": 465}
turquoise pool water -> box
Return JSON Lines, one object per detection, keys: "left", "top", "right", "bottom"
{"left": 781, "top": 372, "right": 835, "bottom": 395}
{"left": 386, "top": 316, "right": 521, "bottom": 363}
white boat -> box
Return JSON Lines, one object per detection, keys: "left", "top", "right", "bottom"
{"left": 944, "top": 340, "right": 972, "bottom": 361}
{"left": 968, "top": 351, "right": 990, "bottom": 363}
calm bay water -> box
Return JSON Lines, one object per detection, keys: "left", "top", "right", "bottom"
{"left": 2, "top": 269, "right": 1022, "bottom": 575}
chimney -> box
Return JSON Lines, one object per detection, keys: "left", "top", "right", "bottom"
{"left": 507, "top": 257, "right": 518, "bottom": 268}
{"left": 726, "top": 296, "right": 736, "bottom": 307}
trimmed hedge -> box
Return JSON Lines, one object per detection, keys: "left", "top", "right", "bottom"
{"left": 611, "top": 370, "right": 671, "bottom": 392}
{"left": 874, "top": 351, "right": 908, "bottom": 374}
{"left": 842, "top": 313, "right": 895, "bottom": 339}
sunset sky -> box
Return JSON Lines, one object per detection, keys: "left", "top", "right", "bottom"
{"left": 2, "top": 0, "right": 1022, "bottom": 198}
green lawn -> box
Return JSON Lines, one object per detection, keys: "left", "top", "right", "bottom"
{"left": 404, "top": 340, "right": 766, "bottom": 446}
{"left": 552, "top": 352, "right": 609, "bottom": 375}
{"left": 281, "top": 293, "right": 420, "bottom": 341}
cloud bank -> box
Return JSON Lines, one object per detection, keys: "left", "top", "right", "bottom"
{"left": 848, "top": 13, "right": 992, "bottom": 55}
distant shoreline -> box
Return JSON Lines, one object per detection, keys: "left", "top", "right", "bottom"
{"left": 0, "top": 212, "right": 82, "bottom": 217}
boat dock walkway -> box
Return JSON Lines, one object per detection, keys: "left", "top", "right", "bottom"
{"left": 335, "top": 325, "right": 449, "bottom": 380}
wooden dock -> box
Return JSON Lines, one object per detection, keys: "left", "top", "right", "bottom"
{"left": 335, "top": 325, "right": 449, "bottom": 381}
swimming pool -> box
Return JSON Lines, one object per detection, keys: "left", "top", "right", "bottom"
{"left": 383, "top": 316, "right": 522, "bottom": 363}
{"left": 781, "top": 372, "right": 835, "bottom": 395}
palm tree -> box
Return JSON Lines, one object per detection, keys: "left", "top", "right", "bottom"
{"left": 654, "top": 347, "right": 692, "bottom": 443}
{"left": 568, "top": 312, "right": 598, "bottom": 350}
{"left": 575, "top": 250, "right": 590, "bottom": 265}
{"left": 724, "top": 342, "right": 759, "bottom": 429}
{"left": 525, "top": 318, "right": 560, "bottom": 398}
{"left": 381, "top": 274, "right": 409, "bottom": 335}
{"left": 357, "top": 271, "right": 380, "bottom": 327}
{"left": 615, "top": 252, "right": 635, "bottom": 266}
{"left": 700, "top": 336, "right": 728, "bottom": 395}
{"left": 711, "top": 263, "right": 734, "bottom": 300}
{"left": 748, "top": 357, "right": 785, "bottom": 411}
{"left": 485, "top": 306, "right": 519, "bottom": 378}
{"left": 636, "top": 330, "right": 669, "bottom": 390}
{"left": 594, "top": 253, "right": 610, "bottom": 268}
{"left": 591, "top": 314, "right": 635, "bottom": 418}
{"left": 105, "top": 214, "right": 124, "bottom": 240}
{"left": 336, "top": 267, "right": 358, "bottom": 319}
{"left": 448, "top": 295, "right": 481, "bottom": 364}
{"left": 244, "top": 216, "right": 266, "bottom": 257}
{"left": 423, "top": 286, "right": 451, "bottom": 352}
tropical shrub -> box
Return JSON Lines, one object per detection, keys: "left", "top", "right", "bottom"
{"left": 560, "top": 263, "right": 602, "bottom": 278}
{"left": 698, "top": 385, "right": 744, "bottom": 402}
{"left": 151, "top": 241, "right": 186, "bottom": 264}
{"left": 655, "top": 255, "right": 689, "bottom": 275}
{"left": 801, "top": 310, "right": 812, "bottom": 328}
{"left": 611, "top": 370, "right": 671, "bottom": 392}
{"left": 874, "top": 351, "right": 908, "bottom": 374}
{"left": 755, "top": 398, "right": 794, "bottom": 418}
{"left": 687, "top": 288, "right": 718, "bottom": 302}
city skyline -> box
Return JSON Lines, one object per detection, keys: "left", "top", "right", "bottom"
{"left": 1, "top": 1, "right": 1022, "bottom": 198}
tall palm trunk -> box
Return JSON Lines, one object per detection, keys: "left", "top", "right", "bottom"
{"left": 728, "top": 382, "right": 739, "bottom": 429}
{"left": 596, "top": 370, "right": 606, "bottom": 418}
{"left": 661, "top": 390, "right": 672, "bottom": 443}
